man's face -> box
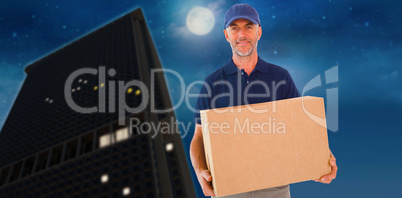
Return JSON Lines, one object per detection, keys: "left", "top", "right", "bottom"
{"left": 224, "top": 18, "right": 262, "bottom": 57}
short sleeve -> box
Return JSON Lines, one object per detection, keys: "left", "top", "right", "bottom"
{"left": 193, "top": 80, "right": 213, "bottom": 124}
{"left": 284, "top": 71, "right": 300, "bottom": 99}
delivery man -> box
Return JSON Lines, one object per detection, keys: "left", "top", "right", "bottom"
{"left": 190, "top": 3, "right": 338, "bottom": 198}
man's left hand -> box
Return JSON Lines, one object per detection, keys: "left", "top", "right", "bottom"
{"left": 315, "top": 150, "right": 337, "bottom": 184}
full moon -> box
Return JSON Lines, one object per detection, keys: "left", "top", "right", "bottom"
{"left": 186, "top": 7, "right": 215, "bottom": 36}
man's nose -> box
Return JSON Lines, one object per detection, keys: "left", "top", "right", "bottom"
{"left": 238, "top": 28, "right": 247, "bottom": 36}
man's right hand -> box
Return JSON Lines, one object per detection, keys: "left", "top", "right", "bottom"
{"left": 197, "top": 169, "right": 216, "bottom": 197}
{"left": 190, "top": 124, "right": 216, "bottom": 197}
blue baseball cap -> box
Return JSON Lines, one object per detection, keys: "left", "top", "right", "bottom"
{"left": 224, "top": 3, "right": 260, "bottom": 29}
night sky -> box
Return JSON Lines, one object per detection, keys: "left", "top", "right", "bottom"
{"left": 1, "top": 0, "right": 401, "bottom": 197}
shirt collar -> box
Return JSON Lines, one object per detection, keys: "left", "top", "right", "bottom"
{"left": 223, "top": 56, "right": 270, "bottom": 75}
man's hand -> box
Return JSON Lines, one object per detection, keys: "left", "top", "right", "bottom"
{"left": 197, "top": 169, "right": 216, "bottom": 197}
{"left": 191, "top": 124, "right": 216, "bottom": 197}
{"left": 315, "top": 150, "right": 338, "bottom": 184}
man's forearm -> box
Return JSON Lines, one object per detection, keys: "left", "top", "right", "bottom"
{"left": 190, "top": 131, "right": 208, "bottom": 175}
{"left": 190, "top": 125, "right": 216, "bottom": 196}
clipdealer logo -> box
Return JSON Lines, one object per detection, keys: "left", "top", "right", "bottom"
{"left": 301, "top": 66, "right": 339, "bottom": 132}
{"left": 63, "top": 65, "right": 340, "bottom": 136}
{"left": 63, "top": 66, "right": 187, "bottom": 125}
{"left": 202, "top": 116, "right": 286, "bottom": 135}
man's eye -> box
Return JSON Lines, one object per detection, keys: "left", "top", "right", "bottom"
{"left": 232, "top": 27, "right": 238, "bottom": 30}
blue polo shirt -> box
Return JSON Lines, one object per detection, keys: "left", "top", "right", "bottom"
{"left": 194, "top": 56, "right": 300, "bottom": 124}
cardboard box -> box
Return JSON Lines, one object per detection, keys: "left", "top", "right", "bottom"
{"left": 200, "top": 96, "right": 331, "bottom": 197}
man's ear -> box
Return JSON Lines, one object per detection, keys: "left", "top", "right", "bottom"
{"left": 257, "top": 26, "right": 262, "bottom": 40}
{"left": 223, "top": 29, "right": 230, "bottom": 42}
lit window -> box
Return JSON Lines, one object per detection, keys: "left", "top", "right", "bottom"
{"left": 78, "top": 79, "right": 82, "bottom": 83}
{"left": 127, "top": 88, "right": 133, "bottom": 94}
{"left": 83, "top": 80, "right": 88, "bottom": 84}
{"left": 72, "top": 88, "right": 75, "bottom": 92}
{"left": 122, "top": 187, "right": 130, "bottom": 196}
{"left": 77, "top": 87, "right": 81, "bottom": 91}
{"left": 101, "top": 174, "right": 108, "bottom": 183}
{"left": 100, "top": 83, "right": 105, "bottom": 87}
{"left": 115, "top": 127, "right": 129, "bottom": 143}
{"left": 99, "top": 134, "right": 111, "bottom": 148}
{"left": 45, "top": 98, "right": 49, "bottom": 102}
{"left": 99, "top": 127, "right": 130, "bottom": 148}
{"left": 165, "top": 142, "right": 174, "bottom": 152}
{"left": 94, "top": 86, "right": 98, "bottom": 91}
{"left": 135, "top": 89, "right": 141, "bottom": 96}
{"left": 49, "top": 99, "right": 53, "bottom": 104}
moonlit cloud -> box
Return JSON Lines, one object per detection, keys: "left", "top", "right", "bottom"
{"left": 207, "top": 0, "right": 226, "bottom": 16}
{"left": 166, "top": 22, "right": 191, "bottom": 37}
{"left": 379, "top": 71, "right": 398, "bottom": 81}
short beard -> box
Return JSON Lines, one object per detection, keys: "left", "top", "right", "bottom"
{"left": 230, "top": 39, "right": 258, "bottom": 57}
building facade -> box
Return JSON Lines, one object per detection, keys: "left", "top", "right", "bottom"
{"left": 0, "top": 8, "right": 195, "bottom": 198}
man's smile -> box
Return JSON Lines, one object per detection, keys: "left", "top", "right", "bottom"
{"left": 236, "top": 40, "right": 250, "bottom": 46}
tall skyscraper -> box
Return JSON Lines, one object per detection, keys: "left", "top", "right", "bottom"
{"left": 0, "top": 8, "right": 195, "bottom": 198}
